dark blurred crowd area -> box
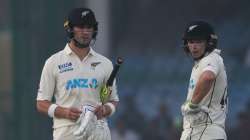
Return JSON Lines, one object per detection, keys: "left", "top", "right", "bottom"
{"left": 110, "top": 96, "right": 181, "bottom": 140}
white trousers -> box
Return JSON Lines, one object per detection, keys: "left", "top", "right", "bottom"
{"left": 180, "top": 124, "right": 227, "bottom": 140}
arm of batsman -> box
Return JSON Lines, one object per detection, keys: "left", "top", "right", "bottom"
{"left": 73, "top": 104, "right": 97, "bottom": 138}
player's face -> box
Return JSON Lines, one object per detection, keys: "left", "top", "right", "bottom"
{"left": 187, "top": 40, "right": 207, "bottom": 59}
{"left": 73, "top": 25, "right": 94, "bottom": 46}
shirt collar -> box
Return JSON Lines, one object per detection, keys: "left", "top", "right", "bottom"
{"left": 213, "top": 49, "right": 221, "bottom": 55}
{"left": 89, "top": 47, "right": 97, "bottom": 57}
{"left": 194, "top": 49, "right": 221, "bottom": 64}
{"left": 64, "top": 44, "right": 73, "bottom": 55}
{"left": 63, "top": 43, "right": 97, "bottom": 57}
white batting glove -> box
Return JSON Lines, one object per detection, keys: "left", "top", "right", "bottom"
{"left": 181, "top": 101, "right": 209, "bottom": 126}
{"left": 181, "top": 101, "right": 199, "bottom": 115}
{"left": 73, "top": 104, "right": 97, "bottom": 139}
{"left": 181, "top": 101, "right": 209, "bottom": 115}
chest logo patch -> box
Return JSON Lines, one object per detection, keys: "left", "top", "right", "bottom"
{"left": 91, "top": 62, "right": 101, "bottom": 70}
{"left": 58, "top": 62, "right": 73, "bottom": 73}
{"left": 189, "top": 79, "right": 195, "bottom": 89}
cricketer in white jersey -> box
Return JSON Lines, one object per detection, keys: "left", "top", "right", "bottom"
{"left": 36, "top": 8, "right": 119, "bottom": 140}
{"left": 180, "top": 21, "right": 228, "bottom": 140}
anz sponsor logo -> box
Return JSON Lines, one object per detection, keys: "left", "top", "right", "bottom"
{"left": 189, "top": 79, "right": 195, "bottom": 89}
{"left": 58, "top": 62, "right": 73, "bottom": 73}
{"left": 66, "top": 78, "right": 98, "bottom": 90}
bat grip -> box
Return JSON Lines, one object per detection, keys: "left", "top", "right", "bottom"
{"left": 106, "top": 64, "right": 120, "bottom": 86}
{"left": 106, "top": 57, "right": 123, "bottom": 87}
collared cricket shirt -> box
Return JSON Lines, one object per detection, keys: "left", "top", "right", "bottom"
{"left": 37, "top": 44, "right": 119, "bottom": 128}
{"left": 183, "top": 49, "right": 228, "bottom": 129}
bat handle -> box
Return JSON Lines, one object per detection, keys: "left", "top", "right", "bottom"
{"left": 106, "top": 57, "right": 123, "bottom": 87}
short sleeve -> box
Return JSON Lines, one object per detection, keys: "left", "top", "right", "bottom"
{"left": 200, "top": 55, "right": 220, "bottom": 76}
{"left": 36, "top": 58, "right": 56, "bottom": 101}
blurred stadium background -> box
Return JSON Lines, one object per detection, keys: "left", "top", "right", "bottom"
{"left": 0, "top": 0, "right": 250, "bottom": 140}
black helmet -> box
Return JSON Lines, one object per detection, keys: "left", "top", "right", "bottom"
{"left": 64, "top": 8, "right": 98, "bottom": 39}
{"left": 183, "top": 21, "right": 218, "bottom": 53}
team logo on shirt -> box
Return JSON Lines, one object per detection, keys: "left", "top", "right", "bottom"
{"left": 207, "top": 63, "right": 215, "bottom": 67}
{"left": 66, "top": 78, "right": 98, "bottom": 90}
{"left": 91, "top": 62, "right": 101, "bottom": 70}
{"left": 58, "top": 62, "right": 73, "bottom": 73}
{"left": 189, "top": 79, "right": 195, "bottom": 89}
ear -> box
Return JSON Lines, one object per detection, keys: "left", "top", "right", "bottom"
{"left": 183, "top": 45, "right": 190, "bottom": 53}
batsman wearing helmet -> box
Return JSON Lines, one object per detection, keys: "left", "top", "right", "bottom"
{"left": 180, "top": 21, "right": 228, "bottom": 140}
{"left": 36, "top": 8, "right": 119, "bottom": 140}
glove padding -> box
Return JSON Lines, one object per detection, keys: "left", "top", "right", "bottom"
{"left": 181, "top": 101, "right": 209, "bottom": 126}
{"left": 74, "top": 104, "right": 97, "bottom": 139}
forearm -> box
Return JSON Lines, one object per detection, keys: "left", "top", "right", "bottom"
{"left": 36, "top": 100, "right": 52, "bottom": 115}
{"left": 36, "top": 100, "right": 70, "bottom": 119}
{"left": 37, "top": 100, "right": 117, "bottom": 120}
{"left": 191, "top": 71, "right": 215, "bottom": 104}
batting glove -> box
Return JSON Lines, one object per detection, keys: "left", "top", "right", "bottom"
{"left": 181, "top": 101, "right": 210, "bottom": 126}
{"left": 181, "top": 101, "right": 209, "bottom": 116}
{"left": 73, "top": 104, "right": 97, "bottom": 139}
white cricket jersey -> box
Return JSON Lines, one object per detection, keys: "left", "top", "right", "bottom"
{"left": 37, "top": 44, "right": 119, "bottom": 128}
{"left": 183, "top": 49, "right": 228, "bottom": 129}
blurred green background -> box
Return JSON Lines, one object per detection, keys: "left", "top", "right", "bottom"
{"left": 1, "top": 0, "right": 250, "bottom": 140}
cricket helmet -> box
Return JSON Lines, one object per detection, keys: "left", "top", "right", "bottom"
{"left": 64, "top": 8, "right": 98, "bottom": 39}
{"left": 182, "top": 21, "right": 218, "bottom": 53}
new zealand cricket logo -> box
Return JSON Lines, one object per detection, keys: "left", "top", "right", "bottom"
{"left": 91, "top": 62, "right": 101, "bottom": 70}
